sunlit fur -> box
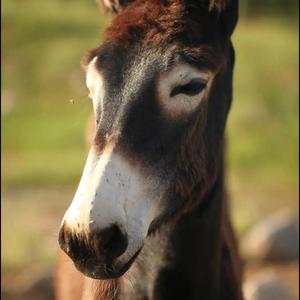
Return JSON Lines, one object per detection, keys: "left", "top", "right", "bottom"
{"left": 56, "top": 0, "right": 242, "bottom": 299}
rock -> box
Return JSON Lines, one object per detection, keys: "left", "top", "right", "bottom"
{"left": 243, "top": 271, "right": 293, "bottom": 300}
{"left": 1, "top": 289, "right": 18, "bottom": 300}
{"left": 241, "top": 210, "right": 299, "bottom": 262}
{"left": 3, "top": 272, "right": 55, "bottom": 300}
{"left": 1, "top": 89, "right": 15, "bottom": 115}
{"left": 22, "top": 272, "right": 54, "bottom": 300}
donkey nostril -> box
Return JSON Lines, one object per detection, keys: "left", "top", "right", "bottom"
{"left": 58, "top": 224, "right": 66, "bottom": 247}
{"left": 96, "top": 224, "right": 128, "bottom": 261}
{"left": 58, "top": 223, "right": 70, "bottom": 252}
{"left": 58, "top": 223, "right": 85, "bottom": 259}
{"left": 58, "top": 223, "right": 127, "bottom": 268}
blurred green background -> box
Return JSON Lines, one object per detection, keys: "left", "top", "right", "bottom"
{"left": 1, "top": 0, "right": 299, "bottom": 288}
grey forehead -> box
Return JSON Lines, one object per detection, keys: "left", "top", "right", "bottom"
{"left": 87, "top": 42, "right": 219, "bottom": 77}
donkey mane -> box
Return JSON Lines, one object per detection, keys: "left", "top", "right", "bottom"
{"left": 98, "top": 0, "right": 237, "bottom": 46}
{"left": 99, "top": 0, "right": 231, "bottom": 14}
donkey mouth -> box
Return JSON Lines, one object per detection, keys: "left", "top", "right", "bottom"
{"left": 75, "top": 248, "right": 142, "bottom": 280}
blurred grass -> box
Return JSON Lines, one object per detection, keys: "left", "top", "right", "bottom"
{"left": 1, "top": 0, "right": 110, "bottom": 187}
{"left": 230, "top": 18, "right": 298, "bottom": 183}
{"left": 1, "top": 0, "right": 299, "bottom": 278}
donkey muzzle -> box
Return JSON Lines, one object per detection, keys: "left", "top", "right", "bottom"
{"left": 58, "top": 223, "right": 129, "bottom": 279}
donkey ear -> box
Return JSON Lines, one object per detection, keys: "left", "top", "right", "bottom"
{"left": 98, "top": 0, "right": 133, "bottom": 14}
{"left": 209, "top": 0, "right": 239, "bottom": 38}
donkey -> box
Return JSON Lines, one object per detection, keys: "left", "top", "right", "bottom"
{"left": 55, "top": 0, "right": 243, "bottom": 299}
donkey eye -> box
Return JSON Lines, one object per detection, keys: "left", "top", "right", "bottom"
{"left": 170, "top": 79, "right": 207, "bottom": 97}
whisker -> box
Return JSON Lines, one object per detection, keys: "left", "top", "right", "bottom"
{"left": 123, "top": 273, "right": 134, "bottom": 290}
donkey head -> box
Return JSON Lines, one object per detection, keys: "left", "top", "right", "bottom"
{"left": 59, "top": 0, "right": 238, "bottom": 279}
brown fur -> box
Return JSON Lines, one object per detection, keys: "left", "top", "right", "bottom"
{"left": 221, "top": 193, "right": 244, "bottom": 299}
{"left": 102, "top": 0, "right": 227, "bottom": 49}
{"left": 99, "top": 0, "right": 231, "bottom": 14}
{"left": 55, "top": 258, "right": 119, "bottom": 300}
{"left": 56, "top": 0, "right": 241, "bottom": 299}
{"left": 54, "top": 250, "right": 84, "bottom": 300}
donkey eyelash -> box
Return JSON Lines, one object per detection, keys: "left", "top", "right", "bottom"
{"left": 170, "top": 79, "right": 207, "bottom": 97}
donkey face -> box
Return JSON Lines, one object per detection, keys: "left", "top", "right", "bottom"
{"left": 59, "top": 0, "right": 238, "bottom": 279}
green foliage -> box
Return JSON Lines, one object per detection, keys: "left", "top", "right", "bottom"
{"left": 229, "top": 18, "right": 299, "bottom": 185}
{"left": 2, "top": 0, "right": 109, "bottom": 187}
{"left": 240, "top": 0, "right": 299, "bottom": 18}
{"left": 2, "top": 0, "right": 298, "bottom": 189}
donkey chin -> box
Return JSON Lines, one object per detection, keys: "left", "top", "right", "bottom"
{"left": 58, "top": 147, "right": 163, "bottom": 279}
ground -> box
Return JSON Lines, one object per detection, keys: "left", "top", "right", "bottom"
{"left": 245, "top": 261, "right": 299, "bottom": 300}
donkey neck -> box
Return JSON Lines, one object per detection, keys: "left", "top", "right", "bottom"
{"left": 121, "top": 168, "right": 238, "bottom": 300}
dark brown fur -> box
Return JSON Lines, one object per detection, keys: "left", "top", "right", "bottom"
{"left": 56, "top": 0, "right": 242, "bottom": 299}
{"left": 99, "top": 0, "right": 231, "bottom": 14}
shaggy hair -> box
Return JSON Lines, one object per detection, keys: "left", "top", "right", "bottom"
{"left": 99, "top": 0, "right": 231, "bottom": 14}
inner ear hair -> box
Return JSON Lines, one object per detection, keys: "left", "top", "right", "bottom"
{"left": 98, "top": 0, "right": 133, "bottom": 14}
{"left": 99, "top": 0, "right": 235, "bottom": 15}
{"left": 81, "top": 48, "right": 100, "bottom": 71}
{"left": 208, "top": 0, "right": 230, "bottom": 12}
{"left": 207, "top": 0, "right": 239, "bottom": 38}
